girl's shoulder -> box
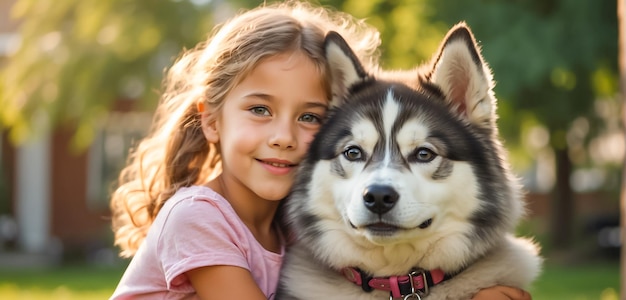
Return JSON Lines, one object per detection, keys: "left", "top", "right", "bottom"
{"left": 159, "top": 185, "right": 233, "bottom": 220}
{"left": 171, "top": 185, "right": 226, "bottom": 202}
{"left": 154, "top": 185, "right": 242, "bottom": 236}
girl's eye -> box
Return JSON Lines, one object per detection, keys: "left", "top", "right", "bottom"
{"left": 343, "top": 146, "right": 364, "bottom": 161}
{"left": 250, "top": 106, "right": 270, "bottom": 116}
{"left": 411, "top": 147, "right": 437, "bottom": 163}
{"left": 299, "top": 113, "right": 321, "bottom": 124}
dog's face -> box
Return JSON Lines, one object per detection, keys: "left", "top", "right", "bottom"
{"left": 308, "top": 86, "right": 484, "bottom": 245}
{"left": 286, "top": 24, "right": 523, "bottom": 274}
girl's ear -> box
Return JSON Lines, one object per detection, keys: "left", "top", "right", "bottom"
{"left": 198, "top": 102, "right": 219, "bottom": 143}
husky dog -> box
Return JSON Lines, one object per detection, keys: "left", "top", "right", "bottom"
{"left": 276, "top": 23, "right": 542, "bottom": 300}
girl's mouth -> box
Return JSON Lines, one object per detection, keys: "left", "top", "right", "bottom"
{"left": 256, "top": 159, "right": 298, "bottom": 176}
{"left": 256, "top": 159, "right": 297, "bottom": 168}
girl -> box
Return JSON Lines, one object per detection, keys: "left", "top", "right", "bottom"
{"left": 110, "top": 1, "right": 531, "bottom": 299}
{"left": 110, "top": 2, "right": 379, "bottom": 299}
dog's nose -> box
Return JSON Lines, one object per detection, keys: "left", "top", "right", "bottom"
{"left": 362, "top": 185, "right": 399, "bottom": 214}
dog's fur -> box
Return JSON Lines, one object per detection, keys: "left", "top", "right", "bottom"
{"left": 276, "top": 23, "right": 542, "bottom": 300}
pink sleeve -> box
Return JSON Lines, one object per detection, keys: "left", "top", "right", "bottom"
{"left": 156, "top": 198, "right": 250, "bottom": 293}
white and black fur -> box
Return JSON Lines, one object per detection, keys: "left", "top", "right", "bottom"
{"left": 276, "top": 23, "right": 542, "bottom": 300}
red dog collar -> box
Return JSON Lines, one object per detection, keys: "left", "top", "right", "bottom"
{"left": 342, "top": 267, "right": 448, "bottom": 298}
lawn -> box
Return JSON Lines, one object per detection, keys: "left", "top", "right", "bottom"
{"left": 0, "top": 263, "right": 127, "bottom": 300}
{"left": 0, "top": 261, "right": 619, "bottom": 299}
{"left": 530, "top": 262, "right": 619, "bottom": 300}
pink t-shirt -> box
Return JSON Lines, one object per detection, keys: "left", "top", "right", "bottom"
{"left": 111, "top": 186, "right": 284, "bottom": 299}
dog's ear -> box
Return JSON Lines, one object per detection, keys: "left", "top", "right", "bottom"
{"left": 429, "top": 23, "right": 496, "bottom": 126}
{"left": 324, "top": 31, "right": 370, "bottom": 107}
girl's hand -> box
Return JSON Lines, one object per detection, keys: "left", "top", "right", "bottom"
{"left": 471, "top": 286, "right": 532, "bottom": 300}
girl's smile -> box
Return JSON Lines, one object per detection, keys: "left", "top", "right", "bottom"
{"left": 256, "top": 158, "right": 298, "bottom": 176}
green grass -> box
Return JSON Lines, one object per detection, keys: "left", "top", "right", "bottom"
{"left": 0, "top": 263, "right": 127, "bottom": 300}
{"left": 530, "top": 262, "right": 620, "bottom": 300}
{"left": 0, "top": 261, "right": 619, "bottom": 299}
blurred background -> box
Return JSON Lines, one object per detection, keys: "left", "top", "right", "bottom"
{"left": 0, "top": 0, "right": 620, "bottom": 299}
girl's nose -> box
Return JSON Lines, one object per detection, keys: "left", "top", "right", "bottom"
{"left": 269, "top": 120, "right": 297, "bottom": 150}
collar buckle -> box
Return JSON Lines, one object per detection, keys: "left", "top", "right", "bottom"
{"left": 389, "top": 269, "right": 428, "bottom": 299}
{"left": 411, "top": 269, "right": 430, "bottom": 296}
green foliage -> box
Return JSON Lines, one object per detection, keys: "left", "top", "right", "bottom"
{"left": 0, "top": 0, "right": 215, "bottom": 147}
{"left": 425, "top": 0, "right": 618, "bottom": 146}
{"left": 321, "top": 0, "right": 448, "bottom": 68}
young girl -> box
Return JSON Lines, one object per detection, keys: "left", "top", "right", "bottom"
{"left": 110, "top": 1, "right": 532, "bottom": 299}
{"left": 110, "top": 2, "right": 379, "bottom": 299}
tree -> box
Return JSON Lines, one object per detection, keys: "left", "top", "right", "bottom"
{"left": 0, "top": 0, "right": 218, "bottom": 148}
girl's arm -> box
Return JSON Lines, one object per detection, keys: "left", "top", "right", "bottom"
{"left": 187, "top": 265, "right": 268, "bottom": 299}
{"left": 472, "top": 286, "right": 532, "bottom": 300}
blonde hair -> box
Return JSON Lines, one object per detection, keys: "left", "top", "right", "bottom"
{"left": 110, "top": 0, "right": 381, "bottom": 257}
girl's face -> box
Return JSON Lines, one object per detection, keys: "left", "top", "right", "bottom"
{"left": 204, "top": 51, "right": 328, "bottom": 203}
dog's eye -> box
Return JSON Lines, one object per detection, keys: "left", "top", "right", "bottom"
{"left": 343, "top": 146, "right": 364, "bottom": 161}
{"left": 411, "top": 147, "right": 437, "bottom": 163}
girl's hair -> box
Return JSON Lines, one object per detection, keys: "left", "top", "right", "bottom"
{"left": 110, "top": 0, "right": 381, "bottom": 257}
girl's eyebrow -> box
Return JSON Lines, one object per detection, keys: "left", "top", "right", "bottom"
{"left": 243, "top": 92, "right": 273, "bottom": 101}
{"left": 304, "top": 101, "right": 329, "bottom": 110}
{"left": 243, "top": 93, "right": 328, "bottom": 110}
